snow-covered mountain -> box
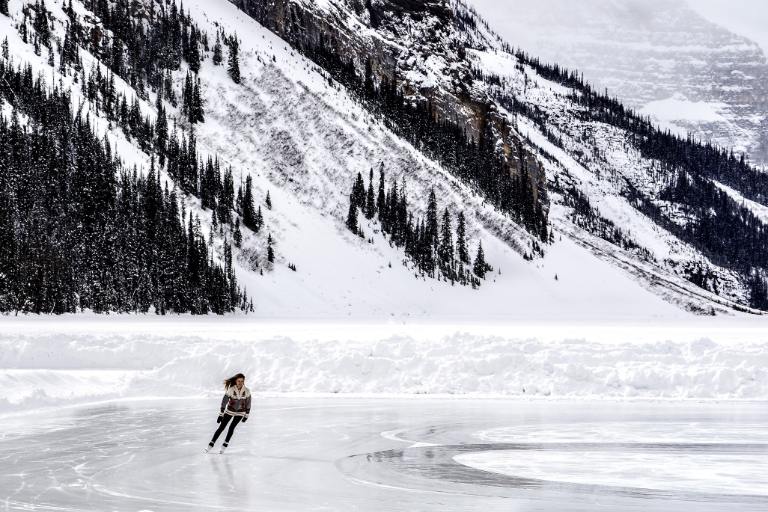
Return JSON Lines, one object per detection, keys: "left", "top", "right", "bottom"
{"left": 468, "top": 0, "right": 768, "bottom": 165}
{"left": 0, "top": 0, "right": 766, "bottom": 319}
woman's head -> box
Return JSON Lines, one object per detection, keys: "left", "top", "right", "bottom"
{"left": 224, "top": 373, "right": 246, "bottom": 389}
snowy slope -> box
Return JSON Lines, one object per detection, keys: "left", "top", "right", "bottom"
{"left": 177, "top": 0, "right": 695, "bottom": 320}
{"left": 0, "top": 0, "right": 764, "bottom": 318}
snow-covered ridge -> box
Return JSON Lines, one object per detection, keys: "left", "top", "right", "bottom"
{"left": 468, "top": 0, "right": 768, "bottom": 164}
{"left": 2, "top": 322, "right": 767, "bottom": 415}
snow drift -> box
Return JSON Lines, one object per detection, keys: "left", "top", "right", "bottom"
{"left": 1, "top": 321, "right": 767, "bottom": 415}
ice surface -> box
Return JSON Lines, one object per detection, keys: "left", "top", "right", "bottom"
{"left": 456, "top": 449, "right": 768, "bottom": 496}
{"left": 0, "top": 398, "right": 766, "bottom": 511}
{"left": 459, "top": 420, "right": 768, "bottom": 496}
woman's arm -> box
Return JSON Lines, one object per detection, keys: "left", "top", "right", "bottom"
{"left": 220, "top": 391, "right": 229, "bottom": 415}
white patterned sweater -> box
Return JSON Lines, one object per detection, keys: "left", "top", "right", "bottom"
{"left": 220, "top": 385, "right": 251, "bottom": 418}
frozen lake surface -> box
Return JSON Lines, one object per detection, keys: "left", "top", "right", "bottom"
{"left": 1, "top": 398, "right": 767, "bottom": 511}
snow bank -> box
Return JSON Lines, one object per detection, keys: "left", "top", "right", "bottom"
{"left": 1, "top": 323, "right": 767, "bottom": 414}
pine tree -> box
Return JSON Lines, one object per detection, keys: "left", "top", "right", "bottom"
{"left": 182, "top": 71, "right": 193, "bottom": 119}
{"left": 0, "top": 0, "right": 8, "bottom": 17}
{"left": 267, "top": 233, "right": 275, "bottom": 263}
{"left": 233, "top": 218, "right": 243, "bottom": 248}
{"left": 33, "top": 0, "right": 50, "bottom": 46}
{"left": 376, "top": 166, "right": 386, "bottom": 215}
{"left": 456, "top": 211, "right": 469, "bottom": 264}
{"left": 1, "top": 38, "right": 7, "bottom": 59}
{"left": 255, "top": 206, "right": 263, "bottom": 232}
{"left": 227, "top": 36, "right": 241, "bottom": 84}
{"left": 236, "top": 184, "right": 243, "bottom": 213}
{"left": 749, "top": 271, "right": 768, "bottom": 311}
{"left": 155, "top": 99, "right": 168, "bottom": 165}
{"left": 346, "top": 194, "right": 358, "bottom": 233}
{"left": 265, "top": 190, "right": 272, "bottom": 210}
{"left": 192, "top": 76, "right": 204, "bottom": 123}
{"left": 352, "top": 172, "right": 365, "bottom": 209}
{"left": 365, "top": 168, "right": 375, "bottom": 219}
{"left": 426, "top": 188, "right": 438, "bottom": 249}
{"left": 438, "top": 208, "right": 454, "bottom": 278}
{"left": 473, "top": 241, "right": 491, "bottom": 279}
{"left": 188, "top": 26, "right": 201, "bottom": 73}
{"left": 217, "top": 167, "right": 234, "bottom": 225}
{"left": 242, "top": 175, "right": 258, "bottom": 231}
{"left": 213, "top": 33, "right": 223, "bottom": 66}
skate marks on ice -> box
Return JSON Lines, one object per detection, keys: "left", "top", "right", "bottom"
{"left": 340, "top": 440, "right": 768, "bottom": 508}
{"left": 340, "top": 413, "right": 768, "bottom": 511}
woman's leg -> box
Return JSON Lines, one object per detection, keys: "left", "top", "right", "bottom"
{"left": 222, "top": 416, "right": 243, "bottom": 446}
{"left": 209, "top": 414, "right": 233, "bottom": 446}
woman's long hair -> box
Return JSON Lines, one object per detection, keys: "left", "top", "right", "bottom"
{"left": 224, "top": 373, "right": 246, "bottom": 390}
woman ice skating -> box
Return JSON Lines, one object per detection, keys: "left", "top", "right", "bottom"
{"left": 205, "top": 373, "right": 251, "bottom": 454}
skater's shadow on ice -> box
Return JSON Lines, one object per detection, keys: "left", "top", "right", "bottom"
{"left": 211, "top": 454, "right": 238, "bottom": 493}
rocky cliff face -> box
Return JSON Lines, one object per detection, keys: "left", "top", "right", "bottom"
{"left": 232, "top": 0, "right": 547, "bottom": 196}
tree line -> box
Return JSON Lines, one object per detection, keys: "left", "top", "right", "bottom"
{"left": 0, "top": 0, "right": 262, "bottom": 314}
{"left": 233, "top": 0, "right": 549, "bottom": 243}
{"left": 0, "top": 60, "right": 250, "bottom": 314}
{"left": 346, "top": 168, "right": 493, "bottom": 287}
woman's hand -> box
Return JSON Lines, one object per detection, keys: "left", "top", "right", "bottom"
{"left": 242, "top": 416, "right": 248, "bottom": 423}
{"left": 217, "top": 415, "right": 222, "bottom": 423}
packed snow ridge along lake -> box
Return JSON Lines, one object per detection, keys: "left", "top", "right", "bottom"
{"left": 1, "top": 319, "right": 767, "bottom": 415}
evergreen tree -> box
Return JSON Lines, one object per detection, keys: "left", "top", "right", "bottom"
{"left": 233, "top": 218, "right": 243, "bottom": 248}
{"left": 255, "top": 206, "right": 263, "bottom": 231}
{"left": 750, "top": 271, "right": 768, "bottom": 311}
{"left": 213, "top": 33, "right": 223, "bottom": 65}
{"left": 33, "top": 0, "right": 50, "bottom": 46}
{"left": 192, "top": 76, "right": 204, "bottom": 123}
{"left": 0, "top": 0, "right": 8, "bottom": 17}
{"left": 242, "top": 175, "right": 258, "bottom": 231}
{"left": 346, "top": 194, "right": 358, "bottom": 233}
{"left": 155, "top": 98, "right": 168, "bottom": 165}
{"left": 227, "top": 36, "right": 241, "bottom": 84}
{"left": 426, "top": 188, "right": 438, "bottom": 249}
{"left": 438, "top": 208, "right": 454, "bottom": 278}
{"left": 1, "top": 38, "right": 7, "bottom": 59}
{"left": 364, "top": 168, "right": 376, "bottom": 219}
{"left": 267, "top": 233, "right": 275, "bottom": 263}
{"left": 352, "top": 172, "right": 365, "bottom": 210}
{"left": 376, "top": 166, "right": 386, "bottom": 215}
{"left": 217, "top": 166, "right": 234, "bottom": 225}
{"left": 187, "top": 26, "right": 201, "bottom": 73}
{"left": 473, "top": 241, "right": 492, "bottom": 279}
{"left": 456, "top": 211, "right": 469, "bottom": 264}
{"left": 265, "top": 190, "right": 272, "bottom": 210}
{"left": 236, "top": 184, "right": 243, "bottom": 213}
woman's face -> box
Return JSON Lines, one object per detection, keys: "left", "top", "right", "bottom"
{"left": 236, "top": 377, "right": 245, "bottom": 389}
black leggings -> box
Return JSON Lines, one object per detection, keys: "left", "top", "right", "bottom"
{"left": 210, "top": 414, "right": 243, "bottom": 445}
